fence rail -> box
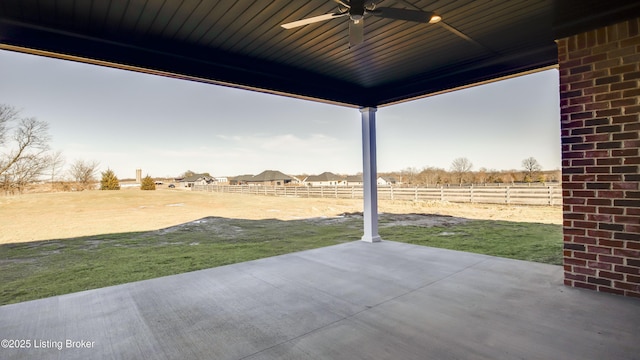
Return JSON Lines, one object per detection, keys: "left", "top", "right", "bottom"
{"left": 192, "top": 184, "right": 561, "bottom": 206}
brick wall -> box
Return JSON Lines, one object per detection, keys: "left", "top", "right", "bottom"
{"left": 558, "top": 17, "right": 640, "bottom": 298}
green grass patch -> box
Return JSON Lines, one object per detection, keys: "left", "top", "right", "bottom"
{"left": 0, "top": 215, "right": 561, "bottom": 306}
{"left": 380, "top": 220, "right": 562, "bottom": 265}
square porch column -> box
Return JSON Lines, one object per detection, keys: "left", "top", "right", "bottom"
{"left": 558, "top": 17, "right": 640, "bottom": 297}
{"left": 361, "top": 107, "right": 382, "bottom": 243}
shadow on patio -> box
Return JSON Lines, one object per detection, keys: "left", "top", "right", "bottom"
{"left": 1, "top": 240, "right": 638, "bottom": 359}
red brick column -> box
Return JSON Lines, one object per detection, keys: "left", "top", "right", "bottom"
{"left": 558, "top": 17, "right": 640, "bottom": 298}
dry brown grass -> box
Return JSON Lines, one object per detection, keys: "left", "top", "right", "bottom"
{"left": 0, "top": 188, "right": 562, "bottom": 244}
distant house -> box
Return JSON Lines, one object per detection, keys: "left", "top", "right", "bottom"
{"left": 229, "top": 174, "right": 254, "bottom": 185}
{"left": 180, "top": 174, "right": 215, "bottom": 188}
{"left": 303, "top": 172, "right": 345, "bottom": 186}
{"left": 214, "top": 177, "right": 228, "bottom": 184}
{"left": 377, "top": 176, "right": 399, "bottom": 186}
{"left": 345, "top": 175, "right": 363, "bottom": 186}
{"left": 247, "top": 170, "right": 295, "bottom": 186}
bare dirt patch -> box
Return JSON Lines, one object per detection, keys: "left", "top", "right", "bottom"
{"left": 0, "top": 188, "right": 561, "bottom": 244}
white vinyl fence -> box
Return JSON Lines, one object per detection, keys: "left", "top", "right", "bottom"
{"left": 192, "top": 184, "right": 561, "bottom": 206}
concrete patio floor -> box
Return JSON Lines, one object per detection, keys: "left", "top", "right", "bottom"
{"left": 1, "top": 240, "right": 638, "bottom": 359}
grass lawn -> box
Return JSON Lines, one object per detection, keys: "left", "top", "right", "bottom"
{"left": 380, "top": 220, "right": 562, "bottom": 265}
{"left": 0, "top": 215, "right": 561, "bottom": 306}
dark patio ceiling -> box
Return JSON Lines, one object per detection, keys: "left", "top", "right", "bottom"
{"left": 1, "top": 0, "right": 639, "bottom": 107}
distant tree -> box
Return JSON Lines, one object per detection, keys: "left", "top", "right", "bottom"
{"left": 450, "top": 157, "right": 473, "bottom": 184}
{"left": 140, "top": 174, "right": 156, "bottom": 190}
{"left": 100, "top": 168, "right": 120, "bottom": 190}
{"left": 69, "top": 159, "right": 99, "bottom": 190}
{"left": 182, "top": 170, "right": 195, "bottom": 178}
{"left": 46, "top": 150, "right": 65, "bottom": 190}
{"left": 418, "top": 166, "right": 445, "bottom": 186}
{"left": 182, "top": 170, "right": 210, "bottom": 178}
{"left": 3, "top": 153, "right": 49, "bottom": 193}
{"left": 522, "top": 157, "right": 542, "bottom": 182}
{"left": 501, "top": 170, "right": 518, "bottom": 184}
{"left": 547, "top": 169, "right": 561, "bottom": 182}
{"left": 486, "top": 169, "right": 501, "bottom": 183}
{"left": 400, "top": 167, "right": 419, "bottom": 185}
{"left": 0, "top": 104, "right": 51, "bottom": 193}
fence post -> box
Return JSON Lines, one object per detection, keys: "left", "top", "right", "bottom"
{"left": 440, "top": 186, "right": 444, "bottom": 202}
{"left": 470, "top": 184, "right": 474, "bottom": 203}
{"left": 506, "top": 186, "right": 511, "bottom": 204}
{"left": 548, "top": 186, "right": 553, "bottom": 206}
{"left": 415, "top": 187, "right": 418, "bottom": 201}
{"left": 335, "top": 185, "right": 338, "bottom": 198}
{"left": 390, "top": 186, "right": 394, "bottom": 201}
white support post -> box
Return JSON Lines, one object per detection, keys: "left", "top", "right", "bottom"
{"left": 360, "top": 107, "right": 382, "bottom": 243}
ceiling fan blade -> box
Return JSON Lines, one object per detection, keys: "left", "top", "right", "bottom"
{"left": 281, "top": 12, "right": 346, "bottom": 29}
{"left": 438, "top": 21, "right": 485, "bottom": 49}
{"left": 332, "top": 0, "right": 350, "bottom": 8}
{"left": 349, "top": 19, "right": 364, "bottom": 46}
{"left": 438, "top": 21, "right": 471, "bottom": 41}
{"left": 371, "top": 7, "right": 439, "bottom": 23}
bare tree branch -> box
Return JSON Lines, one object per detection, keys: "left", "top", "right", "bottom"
{"left": 68, "top": 159, "right": 100, "bottom": 190}
{"left": 450, "top": 157, "right": 473, "bottom": 184}
{"left": 0, "top": 104, "right": 20, "bottom": 147}
{"left": 0, "top": 105, "right": 52, "bottom": 192}
{"left": 46, "top": 150, "right": 66, "bottom": 190}
{"left": 522, "top": 157, "right": 542, "bottom": 182}
{"left": 0, "top": 117, "right": 50, "bottom": 176}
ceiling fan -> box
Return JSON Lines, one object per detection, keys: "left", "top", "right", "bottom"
{"left": 281, "top": 0, "right": 443, "bottom": 47}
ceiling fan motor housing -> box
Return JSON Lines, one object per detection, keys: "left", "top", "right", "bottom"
{"left": 350, "top": 1, "right": 365, "bottom": 21}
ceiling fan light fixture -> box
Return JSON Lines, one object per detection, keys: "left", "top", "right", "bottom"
{"left": 429, "top": 13, "right": 442, "bottom": 24}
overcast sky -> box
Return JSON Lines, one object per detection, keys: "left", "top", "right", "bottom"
{"left": 0, "top": 49, "right": 560, "bottom": 179}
